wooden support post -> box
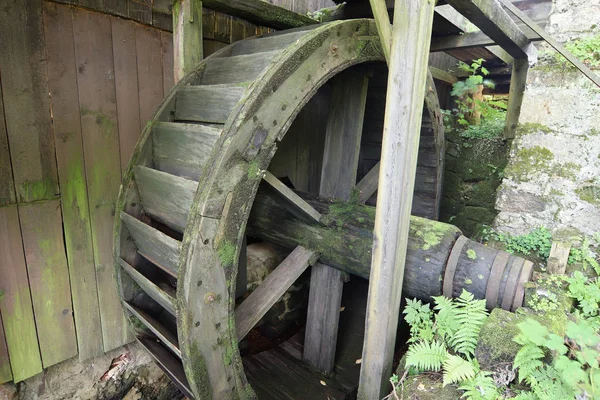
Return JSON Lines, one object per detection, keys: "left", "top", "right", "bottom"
{"left": 368, "top": 0, "right": 392, "bottom": 62}
{"left": 358, "top": 0, "right": 436, "bottom": 398}
{"left": 304, "top": 69, "right": 369, "bottom": 373}
{"left": 547, "top": 242, "right": 571, "bottom": 275}
{"left": 504, "top": 58, "right": 528, "bottom": 139}
{"left": 173, "top": 0, "right": 203, "bottom": 83}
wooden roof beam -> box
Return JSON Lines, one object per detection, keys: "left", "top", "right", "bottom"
{"left": 430, "top": 28, "right": 541, "bottom": 53}
{"left": 445, "top": 0, "right": 536, "bottom": 59}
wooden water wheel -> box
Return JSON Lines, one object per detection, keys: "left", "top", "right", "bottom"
{"left": 114, "top": 19, "right": 532, "bottom": 399}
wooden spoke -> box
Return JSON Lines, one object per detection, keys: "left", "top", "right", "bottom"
{"left": 124, "top": 302, "right": 180, "bottom": 358}
{"left": 355, "top": 161, "right": 380, "bottom": 204}
{"left": 235, "top": 246, "right": 318, "bottom": 341}
{"left": 262, "top": 171, "right": 322, "bottom": 224}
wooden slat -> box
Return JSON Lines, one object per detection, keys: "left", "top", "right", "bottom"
{"left": 153, "top": 122, "right": 221, "bottom": 180}
{"left": 446, "top": 0, "right": 535, "bottom": 59}
{"left": 174, "top": 84, "right": 246, "bottom": 123}
{"left": 173, "top": 0, "right": 203, "bottom": 83}
{"left": 43, "top": 2, "right": 104, "bottom": 361}
{"left": 0, "top": 206, "right": 43, "bottom": 382}
{"left": 358, "top": 0, "right": 436, "bottom": 397}
{"left": 0, "top": 0, "right": 59, "bottom": 202}
{"left": 428, "top": 66, "right": 458, "bottom": 84}
{"left": 161, "top": 31, "right": 175, "bottom": 92}
{"left": 112, "top": 16, "right": 142, "bottom": 173}
{"left": 120, "top": 212, "right": 181, "bottom": 277}
{"left": 305, "top": 68, "right": 369, "bottom": 373}
{"left": 498, "top": 0, "right": 600, "bottom": 88}
{"left": 123, "top": 302, "right": 180, "bottom": 357}
{"left": 230, "top": 30, "right": 307, "bottom": 56}
{"left": 235, "top": 246, "right": 317, "bottom": 341}
{"left": 72, "top": 7, "right": 131, "bottom": 352}
{"left": 356, "top": 161, "right": 380, "bottom": 203}
{"left": 430, "top": 28, "right": 540, "bottom": 53}
{"left": 262, "top": 172, "right": 322, "bottom": 224}
{"left": 134, "top": 166, "right": 198, "bottom": 232}
{"left": 200, "top": 50, "right": 280, "bottom": 85}
{"left": 19, "top": 200, "right": 78, "bottom": 368}
{"left": 137, "top": 336, "right": 194, "bottom": 399}
{"left": 136, "top": 24, "right": 165, "bottom": 131}
{"left": 118, "top": 259, "right": 177, "bottom": 316}
{"left": 201, "top": 0, "right": 317, "bottom": 30}
{"left": 0, "top": 314, "right": 12, "bottom": 384}
{"left": 503, "top": 57, "right": 529, "bottom": 139}
{"left": 0, "top": 76, "right": 15, "bottom": 206}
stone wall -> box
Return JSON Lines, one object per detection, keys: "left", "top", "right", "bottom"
{"left": 493, "top": 0, "right": 600, "bottom": 241}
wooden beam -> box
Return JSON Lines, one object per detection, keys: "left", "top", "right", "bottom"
{"left": 486, "top": 45, "right": 514, "bottom": 64}
{"left": 429, "top": 66, "right": 459, "bottom": 84}
{"left": 201, "top": 0, "right": 317, "bottom": 30}
{"left": 235, "top": 246, "right": 317, "bottom": 341}
{"left": 262, "top": 171, "right": 322, "bottom": 224}
{"left": 304, "top": 69, "right": 370, "bottom": 373}
{"left": 173, "top": 0, "right": 203, "bottom": 82}
{"left": 358, "top": 0, "right": 436, "bottom": 398}
{"left": 498, "top": 0, "right": 600, "bottom": 88}
{"left": 503, "top": 57, "right": 528, "bottom": 139}
{"left": 547, "top": 242, "right": 571, "bottom": 275}
{"left": 446, "top": 0, "right": 535, "bottom": 59}
{"left": 368, "top": 0, "right": 393, "bottom": 62}
{"left": 430, "top": 28, "right": 541, "bottom": 53}
{"left": 356, "top": 161, "right": 380, "bottom": 203}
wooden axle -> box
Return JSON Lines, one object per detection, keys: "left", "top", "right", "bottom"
{"left": 247, "top": 185, "right": 532, "bottom": 310}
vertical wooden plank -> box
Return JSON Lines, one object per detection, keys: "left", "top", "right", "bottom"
{"left": 0, "top": 75, "right": 15, "bottom": 206}
{"left": 112, "top": 16, "right": 142, "bottom": 172}
{"left": 304, "top": 69, "right": 369, "bottom": 373}
{"left": 161, "top": 31, "right": 175, "bottom": 93}
{"left": 358, "top": 1, "right": 436, "bottom": 398}
{"left": 504, "top": 58, "right": 528, "bottom": 139}
{"left": 72, "top": 7, "right": 131, "bottom": 352}
{"left": 0, "top": 205, "right": 43, "bottom": 382}
{"left": 136, "top": 24, "right": 165, "bottom": 129}
{"left": 0, "top": 0, "right": 59, "bottom": 203}
{"left": 43, "top": 1, "right": 104, "bottom": 361}
{"left": 173, "top": 0, "right": 204, "bottom": 82}
{"left": 0, "top": 314, "right": 12, "bottom": 384}
{"left": 19, "top": 200, "right": 78, "bottom": 368}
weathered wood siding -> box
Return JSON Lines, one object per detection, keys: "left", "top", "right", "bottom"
{"left": 0, "top": 0, "right": 277, "bottom": 384}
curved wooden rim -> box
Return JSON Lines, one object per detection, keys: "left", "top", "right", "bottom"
{"left": 443, "top": 235, "right": 468, "bottom": 298}
{"left": 501, "top": 257, "right": 524, "bottom": 311}
{"left": 511, "top": 260, "right": 533, "bottom": 311}
{"left": 485, "top": 251, "right": 509, "bottom": 309}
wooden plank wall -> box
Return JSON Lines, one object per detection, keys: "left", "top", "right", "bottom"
{"left": 0, "top": 1, "right": 174, "bottom": 383}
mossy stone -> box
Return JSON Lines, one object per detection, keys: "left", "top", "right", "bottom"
{"left": 576, "top": 185, "right": 600, "bottom": 205}
{"left": 391, "top": 374, "right": 460, "bottom": 400}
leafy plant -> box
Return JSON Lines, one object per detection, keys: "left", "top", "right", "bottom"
{"left": 568, "top": 238, "right": 600, "bottom": 275}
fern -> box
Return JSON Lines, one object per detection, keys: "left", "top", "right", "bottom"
{"left": 432, "top": 295, "right": 460, "bottom": 341}
{"left": 403, "top": 298, "right": 434, "bottom": 343}
{"left": 513, "top": 344, "right": 545, "bottom": 383}
{"left": 450, "top": 290, "right": 488, "bottom": 357}
{"left": 405, "top": 340, "right": 448, "bottom": 372}
{"left": 458, "top": 370, "right": 499, "bottom": 400}
{"left": 443, "top": 354, "right": 477, "bottom": 386}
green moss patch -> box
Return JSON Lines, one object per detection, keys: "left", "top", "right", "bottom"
{"left": 505, "top": 146, "right": 554, "bottom": 182}
{"left": 576, "top": 185, "right": 600, "bottom": 205}
{"left": 517, "top": 122, "right": 554, "bottom": 136}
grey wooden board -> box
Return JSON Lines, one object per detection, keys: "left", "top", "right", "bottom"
{"left": 235, "top": 246, "right": 317, "bottom": 341}
{"left": 118, "top": 258, "right": 176, "bottom": 316}
{"left": 231, "top": 31, "right": 307, "bottom": 56}
{"left": 174, "top": 84, "right": 246, "bottom": 123}
{"left": 134, "top": 166, "right": 198, "bottom": 232}
{"left": 123, "top": 302, "right": 180, "bottom": 357}
{"left": 201, "top": 50, "right": 280, "bottom": 85}
{"left": 356, "top": 161, "right": 380, "bottom": 203}
{"left": 262, "top": 172, "right": 321, "bottom": 223}
{"left": 136, "top": 336, "right": 194, "bottom": 399}
{"left": 120, "top": 212, "right": 181, "bottom": 277}
{"left": 0, "top": 79, "right": 15, "bottom": 206}
{"left": 153, "top": 122, "right": 221, "bottom": 181}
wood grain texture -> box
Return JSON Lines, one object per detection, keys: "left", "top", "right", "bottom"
{"left": 0, "top": 206, "right": 43, "bottom": 382}
{"left": 152, "top": 122, "right": 221, "bottom": 180}
{"left": 503, "top": 57, "right": 529, "bottom": 139}
{"left": 356, "top": 161, "right": 380, "bottom": 203}
{"left": 161, "top": 31, "right": 175, "bottom": 92}
{"left": 0, "top": 0, "right": 59, "bottom": 202}
{"left": 120, "top": 212, "right": 181, "bottom": 277}
{"left": 0, "top": 314, "right": 12, "bottom": 384}
{"left": 72, "top": 7, "right": 131, "bottom": 352}
{"left": 230, "top": 30, "right": 308, "bottom": 56}
{"left": 235, "top": 246, "right": 317, "bottom": 340}
{"left": 112, "top": 16, "right": 142, "bottom": 172}
{"left": 134, "top": 166, "right": 198, "bottom": 232}
{"left": 358, "top": 1, "right": 436, "bottom": 398}
{"left": 173, "top": 0, "right": 203, "bottom": 82}
{"left": 174, "top": 84, "right": 246, "bottom": 123}
{"left": 262, "top": 172, "right": 322, "bottom": 223}
{"left": 19, "top": 200, "right": 77, "bottom": 368}
{"left": 200, "top": 50, "right": 280, "bottom": 85}
{"left": 123, "top": 302, "right": 180, "bottom": 357}
{"left": 43, "top": 2, "right": 104, "bottom": 361}
{"left": 547, "top": 242, "right": 571, "bottom": 275}
{"left": 136, "top": 24, "right": 165, "bottom": 131}
{"left": 0, "top": 77, "right": 15, "bottom": 206}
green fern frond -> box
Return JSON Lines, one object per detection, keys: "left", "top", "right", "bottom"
{"left": 513, "top": 344, "right": 545, "bottom": 383}
{"left": 443, "top": 354, "right": 477, "bottom": 386}
{"left": 405, "top": 340, "right": 448, "bottom": 372}
{"left": 458, "top": 371, "right": 499, "bottom": 400}
{"left": 450, "top": 290, "right": 488, "bottom": 356}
